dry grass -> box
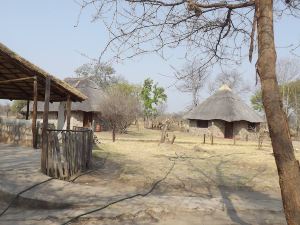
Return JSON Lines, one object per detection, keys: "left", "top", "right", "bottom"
{"left": 91, "top": 126, "right": 300, "bottom": 198}
{"left": 67, "top": 127, "right": 296, "bottom": 224}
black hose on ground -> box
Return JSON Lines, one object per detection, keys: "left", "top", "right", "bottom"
{"left": 0, "top": 177, "right": 54, "bottom": 217}
{"left": 0, "top": 151, "right": 108, "bottom": 217}
{"left": 60, "top": 159, "right": 176, "bottom": 225}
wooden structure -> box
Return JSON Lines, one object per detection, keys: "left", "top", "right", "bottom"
{"left": 0, "top": 42, "right": 92, "bottom": 179}
{"left": 46, "top": 128, "right": 93, "bottom": 179}
{"left": 23, "top": 78, "right": 109, "bottom": 131}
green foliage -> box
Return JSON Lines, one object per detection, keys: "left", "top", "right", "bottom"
{"left": 141, "top": 78, "right": 167, "bottom": 118}
{"left": 251, "top": 80, "right": 300, "bottom": 114}
{"left": 11, "top": 100, "right": 27, "bottom": 114}
{"left": 251, "top": 91, "right": 263, "bottom": 112}
{"left": 111, "top": 82, "right": 141, "bottom": 97}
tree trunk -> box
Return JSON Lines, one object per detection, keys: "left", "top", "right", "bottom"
{"left": 192, "top": 90, "right": 198, "bottom": 107}
{"left": 112, "top": 127, "right": 116, "bottom": 142}
{"left": 160, "top": 124, "right": 168, "bottom": 143}
{"left": 256, "top": 0, "right": 300, "bottom": 224}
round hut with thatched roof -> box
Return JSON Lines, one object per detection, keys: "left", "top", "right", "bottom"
{"left": 184, "top": 85, "right": 263, "bottom": 140}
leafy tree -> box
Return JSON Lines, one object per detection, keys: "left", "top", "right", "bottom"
{"left": 75, "top": 62, "right": 123, "bottom": 88}
{"left": 252, "top": 80, "right": 300, "bottom": 130}
{"left": 11, "top": 100, "right": 27, "bottom": 114}
{"left": 111, "top": 82, "right": 141, "bottom": 98}
{"left": 251, "top": 58, "right": 300, "bottom": 115}
{"left": 141, "top": 78, "right": 167, "bottom": 119}
{"left": 251, "top": 91, "right": 264, "bottom": 112}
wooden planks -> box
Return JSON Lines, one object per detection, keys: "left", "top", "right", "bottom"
{"left": 44, "top": 128, "right": 93, "bottom": 180}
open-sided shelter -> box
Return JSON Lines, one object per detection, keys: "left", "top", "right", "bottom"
{"left": 0, "top": 42, "right": 86, "bottom": 144}
{"left": 24, "top": 78, "right": 107, "bottom": 131}
{"left": 0, "top": 42, "right": 91, "bottom": 178}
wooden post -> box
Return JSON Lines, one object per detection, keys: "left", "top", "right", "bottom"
{"left": 25, "top": 100, "right": 30, "bottom": 120}
{"left": 258, "top": 135, "right": 262, "bottom": 149}
{"left": 170, "top": 135, "right": 176, "bottom": 144}
{"left": 32, "top": 77, "right": 38, "bottom": 148}
{"left": 66, "top": 95, "right": 71, "bottom": 130}
{"left": 41, "top": 77, "right": 51, "bottom": 174}
{"left": 211, "top": 121, "right": 214, "bottom": 145}
{"left": 203, "top": 134, "right": 206, "bottom": 144}
{"left": 233, "top": 135, "right": 236, "bottom": 145}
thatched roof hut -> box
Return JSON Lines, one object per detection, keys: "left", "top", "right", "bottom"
{"left": 28, "top": 78, "right": 103, "bottom": 112}
{"left": 184, "top": 85, "right": 263, "bottom": 123}
{"left": 184, "top": 85, "right": 263, "bottom": 139}
{"left": 25, "top": 78, "right": 106, "bottom": 130}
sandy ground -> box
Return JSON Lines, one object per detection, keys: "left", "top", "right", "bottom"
{"left": 67, "top": 127, "right": 292, "bottom": 225}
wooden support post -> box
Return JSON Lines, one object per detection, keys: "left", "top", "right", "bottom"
{"left": 25, "top": 100, "right": 30, "bottom": 120}
{"left": 233, "top": 135, "right": 236, "bottom": 145}
{"left": 41, "top": 77, "right": 51, "bottom": 174}
{"left": 203, "top": 134, "right": 206, "bottom": 144}
{"left": 211, "top": 135, "right": 214, "bottom": 145}
{"left": 32, "top": 77, "right": 38, "bottom": 148}
{"left": 66, "top": 95, "right": 71, "bottom": 130}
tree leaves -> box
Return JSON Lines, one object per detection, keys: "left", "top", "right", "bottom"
{"left": 141, "top": 78, "right": 167, "bottom": 118}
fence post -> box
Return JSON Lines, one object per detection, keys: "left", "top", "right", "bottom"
{"left": 32, "top": 76, "right": 38, "bottom": 148}
{"left": 66, "top": 95, "right": 71, "bottom": 130}
{"left": 203, "top": 134, "right": 206, "bottom": 144}
{"left": 211, "top": 134, "right": 214, "bottom": 145}
{"left": 25, "top": 100, "right": 30, "bottom": 120}
{"left": 41, "top": 77, "right": 51, "bottom": 174}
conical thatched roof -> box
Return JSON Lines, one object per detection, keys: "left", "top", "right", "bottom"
{"left": 184, "top": 85, "right": 263, "bottom": 123}
{"left": 25, "top": 78, "right": 104, "bottom": 112}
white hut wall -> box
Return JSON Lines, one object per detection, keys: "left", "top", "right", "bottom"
{"left": 70, "top": 111, "right": 84, "bottom": 129}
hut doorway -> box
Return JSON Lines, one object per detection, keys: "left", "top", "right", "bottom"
{"left": 224, "top": 122, "right": 233, "bottom": 139}
{"left": 83, "top": 112, "right": 93, "bottom": 128}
